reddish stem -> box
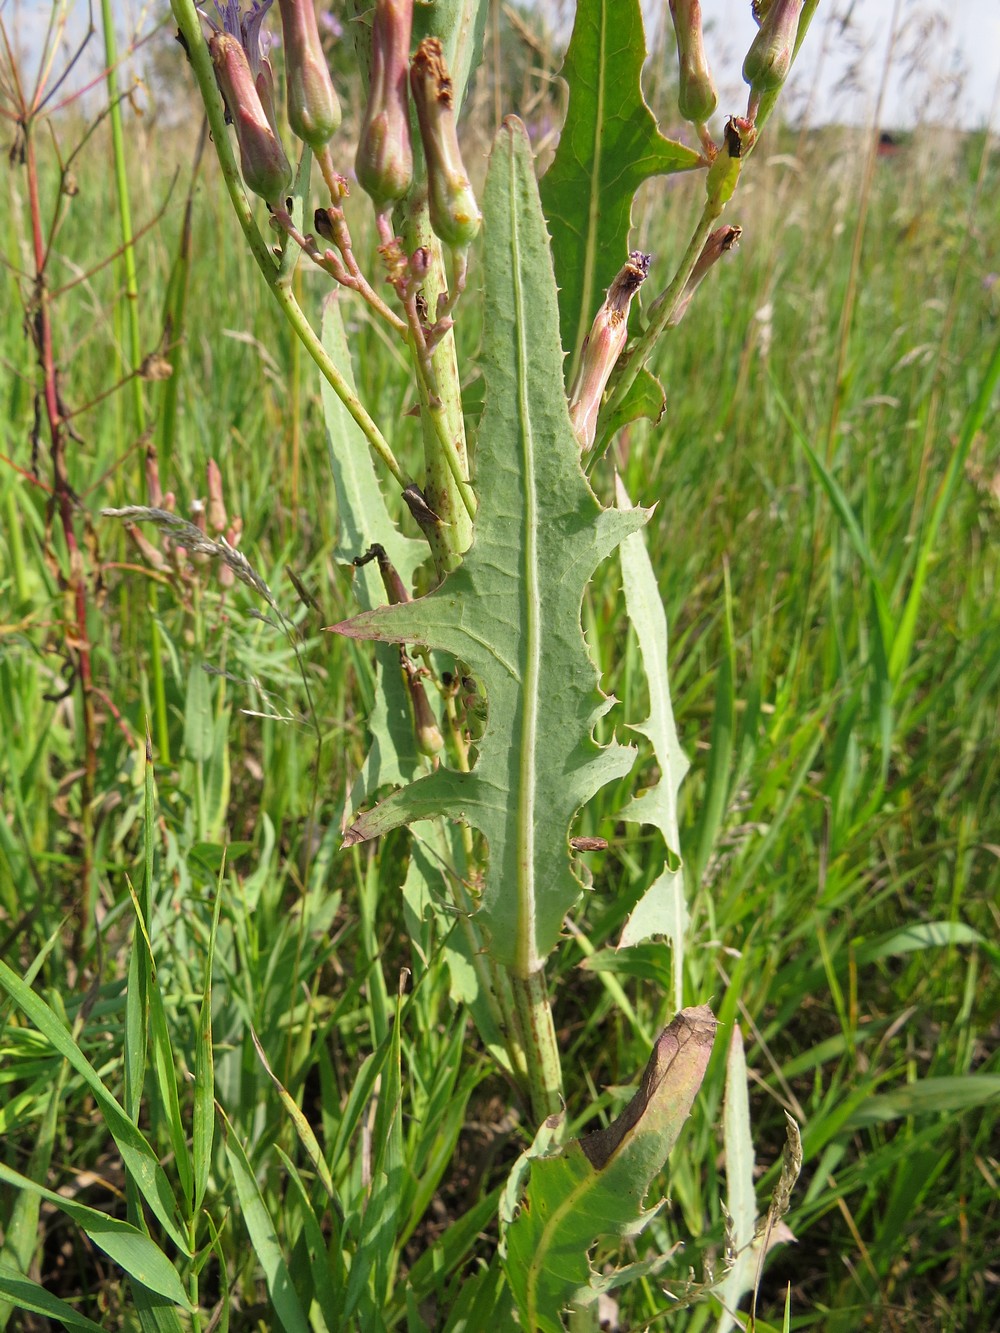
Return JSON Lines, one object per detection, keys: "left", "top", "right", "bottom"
{"left": 24, "top": 123, "right": 98, "bottom": 938}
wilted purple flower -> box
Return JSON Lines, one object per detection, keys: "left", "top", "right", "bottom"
{"left": 212, "top": 0, "right": 274, "bottom": 78}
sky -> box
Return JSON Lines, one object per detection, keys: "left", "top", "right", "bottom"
{"left": 6, "top": 1, "right": 1000, "bottom": 132}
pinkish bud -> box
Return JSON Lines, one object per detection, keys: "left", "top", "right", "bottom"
{"left": 356, "top": 0, "right": 414, "bottom": 212}
{"left": 206, "top": 459, "right": 227, "bottom": 533}
{"left": 276, "top": 0, "right": 341, "bottom": 152}
{"left": 402, "top": 653, "right": 444, "bottom": 756}
{"left": 145, "top": 446, "right": 162, "bottom": 508}
{"left": 568, "top": 252, "right": 650, "bottom": 451}
{"left": 410, "top": 38, "right": 482, "bottom": 250}
{"left": 668, "top": 1, "right": 717, "bottom": 124}
{"left": 669, "top": 224, "right": 742, "bottom": 326}
{"left": 743, "top": 0, "right": 804, "bottom": 113}
{"left": 126, "top": 523, "right": 167, "bottom": 572}
{"left": 210, "top": 31, "right": 292, "bottom": 203}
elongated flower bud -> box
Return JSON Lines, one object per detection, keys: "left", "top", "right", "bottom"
{"left": 206, "top": 459, "right": 227, "bottom": 533}
{"left": 410, "top": 38, "right": 482, "bottom": 250}
{"left": 210, "top": 31, "right": 291, "bottom": 203}
{"left": 277, "top": 0, "right": 341, "bottom": 151}
{"left": 568, "top": 252, "right": 650, "bottom": 451}
{"left": 356, "top": 0, "right": 413, "bottom": 212}
{"left": 668, "top": 0, "right": 717, "bottom": 124}
{"left": 402, "top": 653, "right": 444, "bottom": 756}
{"left": 669, "top": 225, "right": 741, "bottom": 326}
{"left": 743, "top": 0, "right": 804, "bottom": 113}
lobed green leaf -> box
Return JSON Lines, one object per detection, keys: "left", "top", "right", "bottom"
{"left": 539, "top": 0, "right": 700, "bottom": 376}
{"left": 333, "top": 119, "right": 646, "bottom": 975}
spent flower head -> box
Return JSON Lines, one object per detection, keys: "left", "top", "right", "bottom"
{"left": 207, "top": 0, "right": 291, "bottom": 203}
{"left": 410, "top": 37, "right": 482, "bottom": 251}
{"left": 568, "top": 251, "right": 650, "bottom": 451}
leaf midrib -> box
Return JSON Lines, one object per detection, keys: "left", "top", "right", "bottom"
{"left": 509, "top": 135, "right": 542, "bottom": 978}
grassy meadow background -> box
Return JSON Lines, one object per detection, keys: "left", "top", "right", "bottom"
{"left": 1, "top": 3, "right": 999, "bottom": 1329}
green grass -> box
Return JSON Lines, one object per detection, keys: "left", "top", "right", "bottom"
{"left": 1, "top": 39, "right": 999, "bottom": 1333}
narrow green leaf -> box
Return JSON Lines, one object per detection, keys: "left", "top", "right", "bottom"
{"left": 854, "top": 920, "right": 987, "bottom": 965}
{"left": 539, "top": 0, "right": 700, "bottom": 373}
{"left": 276, "top": 1147, "right": 344, "bottom": 1327}
{"left": 776, "top": 385, "right": 895, "bottom": 664}
{"left": 843, "top": 1076, "right": 1000, "bottom": 1129}
{"left": 0, "top": 1062, "right": 67, "bottom": 1328}
{"left": 222, "top": 1114, "right": 311, "bottom": 1333}
{"left": 0, "top": 1266, "right": 105, "bottom": 1331}
{"left": 193, "top": 869, "right": 223, "bottom": 1216}
{"left": 0, "top": 1166, "right": 190, "bottom": 1309}
{"left": 890, "top": 331, "right": 1000, "bottom": 684}
{"left": 320, "top": 295, "right": 423, "bottom": 801}
{"left": 183, "top": 657, "right": 213, "bottom": 763}
{"left": 501, "top": 1006, "right": 717, "bottom": 1328}
{"left": 614, "top": 478, "right": 690, "bottom": 1002}
{"left": 251, "top": 1027, "right": 335, "bottom": 1200}
{"left": 333, "top": 118, "right": 645, "bottom": 975}
{"left": 692, "top": 564, "right": 736, "bottom": 886}
{"left": 0, "top": 960, "right": 188, "bottom": 1255}
{"left": 148, "top": 983, "right": 192, "bottom": 1212}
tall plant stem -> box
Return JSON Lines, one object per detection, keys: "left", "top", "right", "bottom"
{"left": 22, "top": 124, "right": 97, "bottom": 947}
{"left": 100, "top": 0, "right": 171, "bottom": 764}
{"left": 400, "top": 202, "right": 475, "bottom": 573}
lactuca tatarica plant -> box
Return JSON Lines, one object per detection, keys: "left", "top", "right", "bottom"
{"left": 144, "top": 0, "right": 817, "bottom": 1324}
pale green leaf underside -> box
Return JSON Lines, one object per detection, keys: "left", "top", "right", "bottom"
{"left": 320, "top": 297, "right": 425, "bottom": 800}
{"left": 615, "top": 479, "right": 690, "bottom": 986}
{"left": 540, "top": 0, "right": 701, "bottom": 376}
{"left": 334, "top": 119, "right": 645, "bottom": 974}
{"left": 716, "top": 1024, "right": 758, "bottom": 1333}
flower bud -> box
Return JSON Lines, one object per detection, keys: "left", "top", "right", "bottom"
{"left": 743, "top": 0, "right": 804, "bottom": 111}
{"left": 668, "top": 1, "right": 717, "bottom": 124}
{"left": 206, "top": 459, "right": 227, "bottom": 533}
{"left": 276, "top": 0, "right": 341, "bottom": 152}
{"left": 356, "top": 0, "right": 414, "bottom": 212}
{"left": 668, "top": 225, "right": 741, "bottom": 326}
{"left": 402, "top": 653, "right": 444, "bottom": 756}
{"left": 410, "top": 38, "right": 482, "bottom": 250}
{"left": 210, "top": 31, "right": 292, "bottom": 203}
{"left": 568, "top": 252, "right": 650, "bottom": 451}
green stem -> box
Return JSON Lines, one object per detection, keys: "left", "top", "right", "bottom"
{"left": 510, "top": 969, "right": 563, "bottom": 1123}
{"left": 593, "top": 201, "right": 717, "bottom": 459}
{"left": 400, "top": 201, "right": 474, "bottom": 573}
{"left": 101, "top": 0, "right": 171, "bottom": 762}
{"left": 169, "top": 0, "right": 407, "bottom": 491}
